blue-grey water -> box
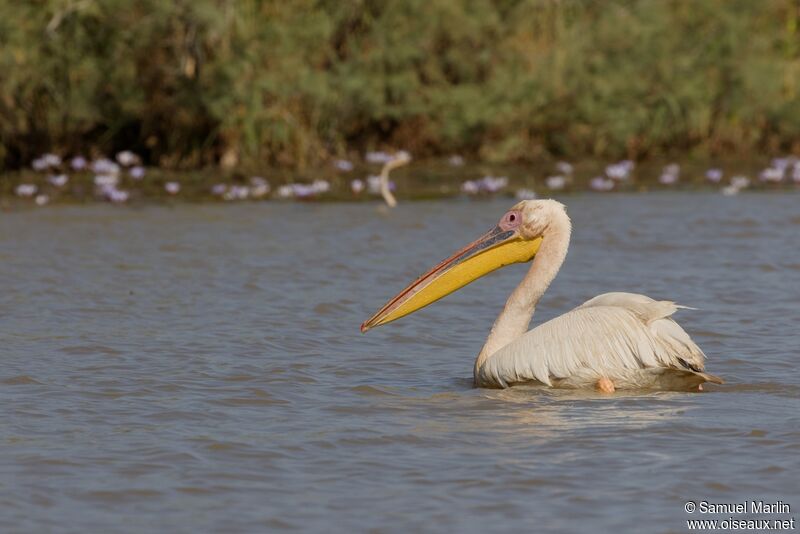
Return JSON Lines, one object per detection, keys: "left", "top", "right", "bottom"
{"left": 1, "top": 193, "right": 798, "bottom": 533}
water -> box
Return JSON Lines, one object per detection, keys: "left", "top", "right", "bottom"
{"left": 2, "top": 193, "right": 798, "bottom": 532}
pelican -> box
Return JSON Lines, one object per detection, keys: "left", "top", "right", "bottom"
{"left": 378, "top": 152, "right": 411, "bottom": 208}
{"left": 361, "top": 200, "right": 723, "bottom": 392}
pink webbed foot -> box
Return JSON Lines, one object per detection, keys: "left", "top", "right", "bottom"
{"left": 596, "top": 377, "right": 615, "bottom": 393}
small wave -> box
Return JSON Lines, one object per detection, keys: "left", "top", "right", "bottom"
{"left": 1, "top": 375, "right": 43, "bottom": 385}
{"left": 349, "top": 384, "right": 396, "bottom": 397}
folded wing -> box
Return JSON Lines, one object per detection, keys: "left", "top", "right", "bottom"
{"left": 476, "top": 292, "right": 718, "bottom": 388}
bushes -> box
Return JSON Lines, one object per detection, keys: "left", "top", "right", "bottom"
{"left": 1, "top": 0, "right": 798, "bottom": 171}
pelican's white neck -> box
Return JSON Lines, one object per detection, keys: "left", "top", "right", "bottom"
{"left": 474, "top": 209, "right": 572, "bottom": 382}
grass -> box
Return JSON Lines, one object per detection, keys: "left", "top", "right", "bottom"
{"left": 1, "top": 1, "right": 799, "bottom": 173}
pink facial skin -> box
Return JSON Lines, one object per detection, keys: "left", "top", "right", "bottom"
{"left": 499, "top": 210, "right": 522, "bottom": 232}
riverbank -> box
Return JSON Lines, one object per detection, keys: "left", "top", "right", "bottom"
{"left": 2, "top": 155, "right": 799, "bottom": 208}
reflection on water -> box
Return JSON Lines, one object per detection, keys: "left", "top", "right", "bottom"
{"left": 1, "top": 193, "right": 798, "bottom": 532}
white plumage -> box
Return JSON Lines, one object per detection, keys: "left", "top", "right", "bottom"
{"left": 476, "top": 292, "right": 721, "bottom": 389}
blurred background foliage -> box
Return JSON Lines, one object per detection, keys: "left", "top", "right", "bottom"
{"left": 1, "top": 0, "right": 799, "bottom": 171}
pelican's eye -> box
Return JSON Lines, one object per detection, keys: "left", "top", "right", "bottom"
{"left": 499, "top": 210, "right": 522, "bottom": 231}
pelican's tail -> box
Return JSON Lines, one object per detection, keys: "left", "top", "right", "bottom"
{"left": 696, "top": 371, "right": 724, "bottom": 385}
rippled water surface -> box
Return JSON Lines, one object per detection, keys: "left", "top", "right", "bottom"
{"left": 2, "top": 193, "right": 799, "bottom": 532}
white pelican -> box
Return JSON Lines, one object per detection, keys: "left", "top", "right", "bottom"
{"left": 362, "top": 199, "right": 723, "bottom": 392}
{"left": 378, "top": 152, "right": 411, "bottom": 208}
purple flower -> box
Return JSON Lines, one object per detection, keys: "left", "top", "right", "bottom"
{"left": 365, "top": 151, "right": 392, "bottom": 164}
{"left": 461, "top": 180, "right": 479, "bottom": 195}
{"left": 273, "top": 180, "right": 327, "bottom": 199}
{"left": 32, "top": 158, "right": 49, "bottom": 172}
{"left": 705, "top": 168, "right": 723, "bottom": 183}
{"left": 311, "top": 179, "right": 330, "bottom": 193}
{"left": 449, "top": 155, "right": 465, "bottom": 167}
{"left": 393, "top": 150, "right": 411, "bottom": 163}
{"left": 129, "top": 166, "right": 146, "bottom": 180}
{"left": 94, "top": 175, "right": 119, "bottom": 187}
{"left": 367, "top": 175, "right": 396, "bottom": 194}
{"left": 365, "top": 150, "right": 410, "bottom": 165}
{"left": 659, "top": 172, "right": 678, "bottom": 185}
{"left": 70, "top": 156, "right": 88, "bottom": 171}
{"left": 334, "top": 159, "right": 354, "bottom": 172}
{"left": 15, "top": 184, "right": 38, "bottom": 197}
{"left": 164, "top": 182, "right": 181, "bottom": 194}
{"left": 350, "top": 179, "right": 365, "bottom": 194}
{"left": 555, "top": 161, "right": 573, "bottom": 175}
{"left": 293, "top": 184, "right": 316, "bottom": 198}
{"left": 478, "top": 175, "right": 508, "bottom": 193}
{"left": 722, "top": 185, "right": 740, "bottom": 196}
{"left": 545, "top": 175, "right": 567, "bottom": 190}
{"left": 47, "top": 174, "right": 69, "bottom": 187}
{"left": 116, "top": 151, "right": 139, "bottom": 167}
{"left": 42, "top": 153, "right": 62, "bottom": 167}
{"left": 463, "top": 175, "right": 510, "bottom": 194}
{"left": 724, "top": 174, "right": 752, "bottom": 195}
{"left": 659, "top": 164, "right": 680, "bottom": 185}
{"left": 107, "top": 189, "right": 130, "bottom": 203}
{"left": 249, "top": 177, "right": 270, "bottom": 197}
{"left": 92, "top": 158, "right": 120, "bottom": 175}
{"left": 223, "top": 185, "right": 250, "bottom": 200}
{"left": 276, "top": 185, "right": 294, "bottom": 199}
{"left": 32, "top": 153, "right": 61, "bottom": 171}
{"left": 730, "top": 175, "right": 750, "bottom": 189}
{"left": 367, "top": 176, "right": 380, "bottom": 193}
{"left": 770, "top": 157, "right": 793, "bottom": 171}
{"left": 590, "top": 176, "right": 614, "bottom": 192}
{"left": 605, "top": 162, "right": 632, "bottom": 181}
{"left": 759, "top": 167, "right": 784, "bottom": 183}
{"left": 251, "top": 183, "right": 270, "bottom": 198}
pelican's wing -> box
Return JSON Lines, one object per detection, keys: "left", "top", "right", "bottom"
{"left": 477, "top": 292, "right": 713, "bottom": 388}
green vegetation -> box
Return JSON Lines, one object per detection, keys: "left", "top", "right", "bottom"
{"left": 1, "top": 0, "right": 799, "bottom": 172}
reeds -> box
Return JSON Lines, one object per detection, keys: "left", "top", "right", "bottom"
{"left": 1, "top": 0, "right": 798, "bottom": 171}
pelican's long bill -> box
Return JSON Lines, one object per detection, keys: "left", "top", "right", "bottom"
{"left": 361, "top": 226, "right": 542, "bottom": 332}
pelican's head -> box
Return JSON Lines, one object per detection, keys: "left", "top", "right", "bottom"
{"left": 361, "top": 199, "right": 567, "bottom": 332}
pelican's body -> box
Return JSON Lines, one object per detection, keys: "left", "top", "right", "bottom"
{"left": 362, "top": 199, "right": 722, "bottom": 392}
{"left": 474, "top": 292, "right": 718, "bottom": 390}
